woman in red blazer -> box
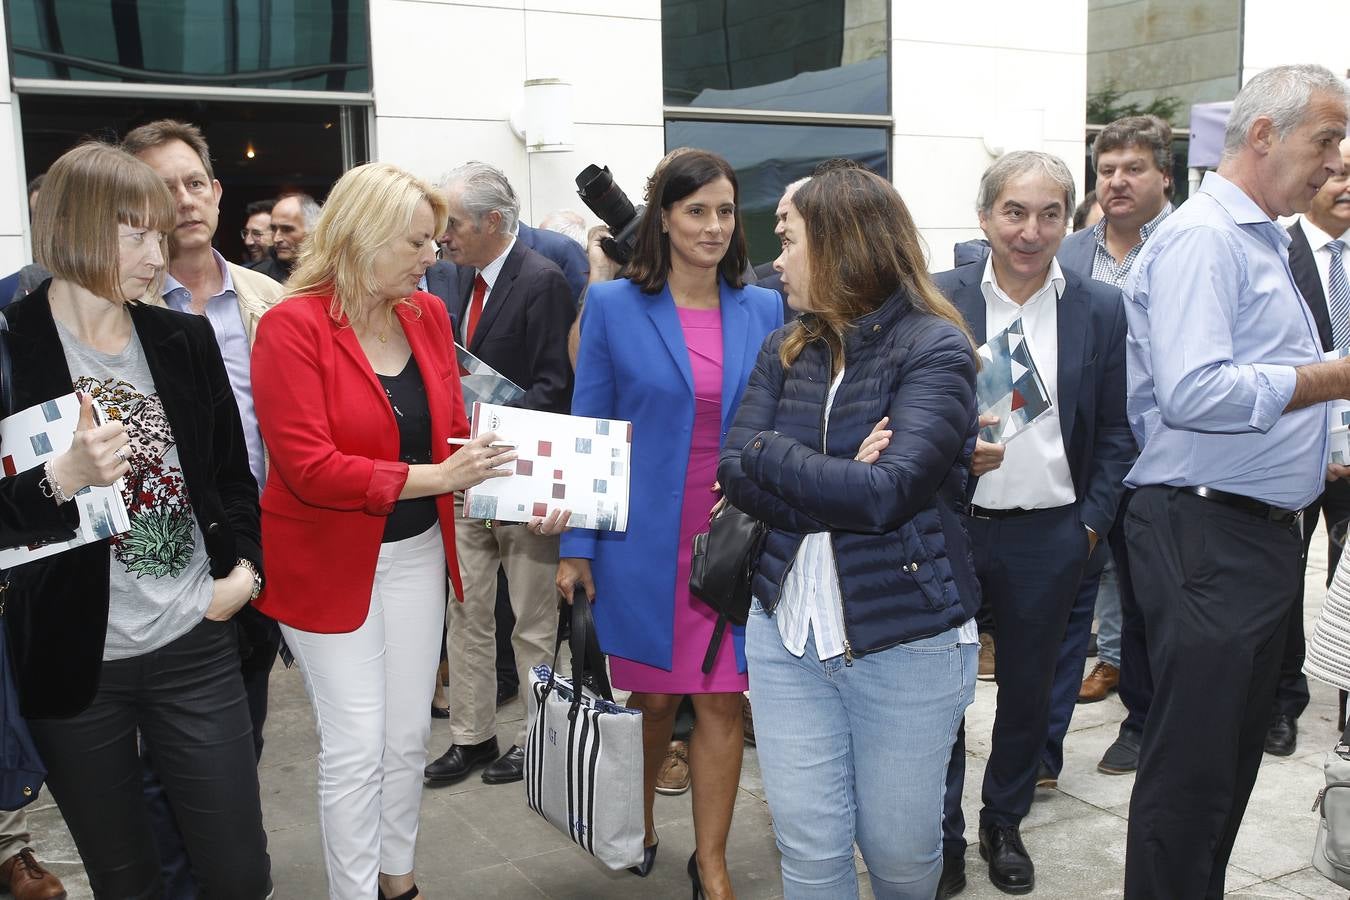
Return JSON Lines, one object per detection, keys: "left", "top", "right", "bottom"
{"left": 251, "top": 163, "right": 513, "bottom": 900}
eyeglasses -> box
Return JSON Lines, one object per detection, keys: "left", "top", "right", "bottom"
{"left": 240, "top": 228, "right": 268, "bottom": 240}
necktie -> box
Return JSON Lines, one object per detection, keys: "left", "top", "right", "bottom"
{"left": 465, "top": 273, "right": 488, "bottom": 345}
{"left": 1329, "top": 240, "right": 1350, "bottom": 350}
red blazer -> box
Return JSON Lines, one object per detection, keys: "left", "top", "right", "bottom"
{"left": 251, "top": 290, "right": 468, "bottom": 633}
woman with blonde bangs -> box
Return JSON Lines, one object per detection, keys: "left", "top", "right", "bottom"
{"left": 251, "top": 163, "right": 532, "bottom": 900}
{"left": 719, "top": 167, "right": 981, "bottom": 900}
{"left": 1, "top": 141, "right": 271, "bottom": 896}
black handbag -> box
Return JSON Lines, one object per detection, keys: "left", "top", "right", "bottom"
{"left": 688, "top": 503, "right": 766, "bottom": 674}
{"left": 0, "top": 311, "right": 47, "bottom": 810}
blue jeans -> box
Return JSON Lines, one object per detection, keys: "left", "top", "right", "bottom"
{"left": 746, "top": 602, "right": 975, "bottom": 899}
{"left": 1095, "top": 557, "right": 1122, "bottom": 668}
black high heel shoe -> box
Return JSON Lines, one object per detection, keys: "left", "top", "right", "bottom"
{"left": 687, "top": 852, "right": 704, "bottom": 900}
{"left": 627, "top": 838, "right": 658, "bottom": 877}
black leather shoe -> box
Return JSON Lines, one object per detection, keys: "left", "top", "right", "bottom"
{"left": 937, "top": 850, "right": 967, "bottom": 897}
{"left": 482, "top": 744, "right": 525, "bottom": 784}
{"left": 1097, "top": 728, "right": 1141, "bottom": 775}
{"left": 497, "top": 682, "right": 520, "bottom": 707}
{"left": 424, "top": 737, "right": 499, "bottom": 784}
{"left": 979, "top": 823, "right": 1033, "bottom": 894}
{"left": 1265, "top": 713, "right": 1297, "bottom": 756}
{"left": 430, "top": 704, "right": 449, "bottom": 719}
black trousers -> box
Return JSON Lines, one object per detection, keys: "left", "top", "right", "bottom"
{"left": 1112, "top": 490, "right": 1153, "bottom": 738}
{"left": 968, "top": 504, "right": 1092, "bottom": 828}
{"left": 144, "top": 608, "right": 280, "bottom": 899}
{"left": 28, "top": 619, "right": 271, "bottom": 900}
{"left": 1123, "top": 486, "right": 1301, "bottom": 900}
{"left": 1274, "top": 477, "right": 1350, "bottom": 718}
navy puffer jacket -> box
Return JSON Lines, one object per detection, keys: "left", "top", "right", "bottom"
{"left": 718, "top": 288, "right": 980, "bottom": 658}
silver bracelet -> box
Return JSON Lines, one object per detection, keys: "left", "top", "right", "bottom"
{"left": 235, "top": 557, "right": 263, "bottom": 601}
{"left": 40, "top": 460, "right": 71, "bottom": 505}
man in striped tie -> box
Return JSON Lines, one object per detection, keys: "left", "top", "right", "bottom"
{"left": 1271, "top": 135, "right": 1350, "bottom": 757}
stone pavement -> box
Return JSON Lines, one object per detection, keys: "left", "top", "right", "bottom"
{"left": 14, "top": 531, "right": 1350, "bottom": 899}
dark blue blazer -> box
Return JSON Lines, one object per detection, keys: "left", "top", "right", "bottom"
{"left": 932, "top": 263, "right": 1134, "bottom": 538}
{"left": 559, "top": 277, "right": 782, "bottom": 671}
{"left": 518, "top": 223, "right": 588, "bottom": 302}
{"left": 1289, "top": 220, "right": 1335, "bottom": 352}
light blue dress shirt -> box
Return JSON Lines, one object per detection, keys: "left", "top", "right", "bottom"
{"left": 1123, "top": 172, "right": 1326, "bottom": 511}
{"left": 162, "top": 250, "right": 267, "bottom": 492}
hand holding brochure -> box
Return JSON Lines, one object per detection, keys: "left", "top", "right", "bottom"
{"left": 462, "top": 402, "right": 631, "bottom": 532}
{"left": 975, "top": 318, "right": 1053, "bottom": 444}
{"left": 1326, "top": 349, "right": 1350, "bottom": 466}
{"left": 0, "top": 392, "right": 130, "bottom": 567}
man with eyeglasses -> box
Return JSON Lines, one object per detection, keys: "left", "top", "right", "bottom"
{"left": 240, "top": 199, "right": 273, "bottom": 265}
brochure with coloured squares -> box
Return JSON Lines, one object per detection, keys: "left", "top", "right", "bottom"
{"left": 1326, "top": 349, "right": 1350, "bottom": 465}
{"left": 0, "top": 392, "right": 130, "bottom": 567}
{"left": 975, "top": 317, "right": 1053, "bottom": 444}
{"left": 463, "top": 402, "right": 632, "bottom": 532}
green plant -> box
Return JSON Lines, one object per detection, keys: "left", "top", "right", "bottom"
{"left": 1088, "top": 81, "right": 1183, "bottom": 125}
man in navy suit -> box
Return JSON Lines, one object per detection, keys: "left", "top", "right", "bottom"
{"left": 422, "top": 162, "right": 575, "bottom": 789}
{"left": 1271, "top": 136, "right": 1350, "bottom": 755}
{"left": 517, "top": 221, "right": 587, "bottom": 302}
{"left": 934, "top": 151, "right": 1133, "bottom": 895}
{"left": 1043, "top": 116, "right": 1173, "bottom": 784}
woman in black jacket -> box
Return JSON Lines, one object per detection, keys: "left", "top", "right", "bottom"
{"left": 0, "top": 142, "right": 270, "bottom": 898}
{"left": 718, "top": 167, "right": 980, "bottom": 900}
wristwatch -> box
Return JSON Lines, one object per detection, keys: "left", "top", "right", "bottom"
{"left": 235, "top": 557, "right": 263, "bottom": 601}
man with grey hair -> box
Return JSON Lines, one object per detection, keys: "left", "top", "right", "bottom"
{"left": 1120, "top": 64, "right": 1348, "bottom": 898}
{"left": 251, "top": 192, "right": 319, "bottom": 283}
{"left": 423, "top": 161, "right": 575, "bottom": 787}
{"left": 933, "top": 150, "right": 1132, "bottom": 895}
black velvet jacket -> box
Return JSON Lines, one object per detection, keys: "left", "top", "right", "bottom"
{"left": 0, "top": 283, "right": 261, "bottom": 719}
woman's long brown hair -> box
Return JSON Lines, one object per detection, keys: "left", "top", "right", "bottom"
{"left": 779, "top": 168, "right": 974, "bottom": 372}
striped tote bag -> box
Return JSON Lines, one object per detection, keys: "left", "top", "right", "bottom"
{"left": 524, "top": 595, "right": 644, "bottom": 870}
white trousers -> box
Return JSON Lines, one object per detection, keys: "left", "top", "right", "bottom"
{"left": 281, "top": 524, "right": 445, "bottom": 900}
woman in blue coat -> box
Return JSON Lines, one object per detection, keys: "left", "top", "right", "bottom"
{"left": 719, "top": 167, "right": 980, "bottom": 899}
{"left": 557, "top": 149, "right": 781, "bottom": 898}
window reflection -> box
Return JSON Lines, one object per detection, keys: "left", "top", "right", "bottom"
{"left": 666, "top": 120, "right": 889, "bottom": 264}
{"left": 663, "top": 0, "right": 888, "bottom": 115}
{"left": 8, "top": 0, "right": 370, "bottom": 93}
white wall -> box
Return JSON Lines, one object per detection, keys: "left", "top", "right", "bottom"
{"left": 892, "top": 1, "right": 1089, "bottom": 270}
{"left": 368, "top": 0, "right": 666, "bottom": 232}
{"left": 1241, "top": 0, "right": 1347, "bottom": 87}
{"left": 0, "top": 9, "right": 27, "bottom": 275}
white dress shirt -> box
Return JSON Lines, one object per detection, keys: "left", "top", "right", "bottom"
{"left": 461, "top": 236, "right": 516, "bottom": 344}
{"left": 972, "top": 256, "right": 1076, "bottom": 510}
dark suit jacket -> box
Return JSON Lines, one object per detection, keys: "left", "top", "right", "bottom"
{"left": 518, "top": 223, "right": 588, "bottom": 303}
{"left": 430, "top": 242, "right": 575, "bottom": 414}
{"left": 1289, "top": 220, "right": 1335, "bottom": 352}
{"left": 932, "top": 262, "right": 1134, "bottom": 538}
{"left": 1, "top": 284, "right": 260, "bottom": 718}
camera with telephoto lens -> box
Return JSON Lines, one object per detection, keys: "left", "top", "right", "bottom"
{"left": 575, "top": 165, "right": 646, "bottom": 265}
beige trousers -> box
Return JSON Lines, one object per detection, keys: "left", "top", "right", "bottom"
{"left": 448, "top": 496, "right": 560, "bottom": 747}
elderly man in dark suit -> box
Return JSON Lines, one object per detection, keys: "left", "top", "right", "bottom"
{"left": 1271, "top": 135, "right": 1350, "bottom": 756}
{"left": 934, "top": 151, "right": 1133, "bottom": 896}
{"left": 422, "top": 162, "right": 575, "bottom": 787}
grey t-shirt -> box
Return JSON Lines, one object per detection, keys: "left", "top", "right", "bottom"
{"left": 56, "top": 320, "right": 213, "bottom": 661}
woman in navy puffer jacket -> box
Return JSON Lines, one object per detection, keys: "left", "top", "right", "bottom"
{"left": 718, "top": 167, "right": 981, "bottom": 900}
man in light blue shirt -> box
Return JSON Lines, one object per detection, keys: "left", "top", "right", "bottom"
{"left": 1121, "top": 64, "right": 1349, "bottom": 900}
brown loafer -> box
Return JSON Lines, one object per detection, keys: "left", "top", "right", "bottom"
{"left": 0, "top": 848, "right": 67, "bottom": 900}
{"left": 977, "top": 633, "right": 996, "bottom": 682}
{"left": 1078, "top": 661, "right": 1119, "bottom": 703}
{"left": 655, "top": 740, "right": 690, "bottom": 795}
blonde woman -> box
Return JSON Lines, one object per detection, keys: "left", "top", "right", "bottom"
{"left": 251, "top": 163, "right": 520, "bottom": 900}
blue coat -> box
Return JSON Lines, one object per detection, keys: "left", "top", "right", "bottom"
{"left": 719, "top": 290, "right": 981, "bottom": 656}
{"left": 560, "top": 277, "right": 782, "bottom": 671}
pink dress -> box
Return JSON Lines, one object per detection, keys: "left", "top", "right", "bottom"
{"left": 609, "top": 306, "right": 748, "bottom": 694}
